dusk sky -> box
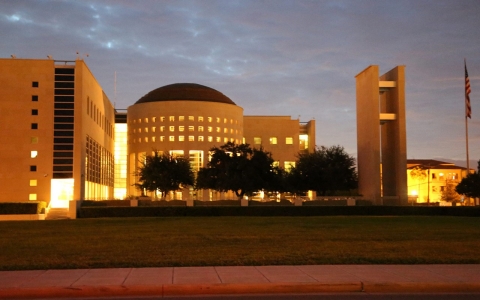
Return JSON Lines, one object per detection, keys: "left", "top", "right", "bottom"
{"left": 2, "top": 0, "right": 479, "bottom": 166}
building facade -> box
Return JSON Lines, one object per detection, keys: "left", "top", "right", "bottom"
{"left": 0, "top": 58, "right": 115, "bottom": 207}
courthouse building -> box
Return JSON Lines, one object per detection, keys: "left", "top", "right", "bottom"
{"left": 0, "top": 58, "right": 315, "bottom": 206}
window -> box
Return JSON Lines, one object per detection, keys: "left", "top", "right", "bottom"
{"left": 138, "top": 118, "right": 141, "bottom": 123}
{"left": 133, "top": 129, "right": 136, "bottom": 133}
{"left": 144, "top": 137, "right": 148, "bottom": 142}
{"left": 432, "top": 186, "right": 437, "bottom": 192}
{"left": 224, "top": 128, "right": 228, "bottom": 133}
{"left": 138, "top": 128, "right": 142, "bottom": 133}
{"left": 160, "top": 116, "right": 165, "bottom": 122}
{"left": 179, "top": 116, "right": 185, "bottom": 121}
{"left": 31, "top": 109, "right": 38, "bottom": 116}
{"left": 31, "top": 151, "right": 38, "bottom": 158}
{"left": 439, "top": 173, "right": 445, "bottom": 180}
{"left": 198, "top": 126, "right": 204, "bottom": 132}
{"left": 208, "top": 117, "right": 212, "bottom": 122}
{"left": 440, "top": 186, "right": 446, "bottom": 192}
{"left": 286, "top": 137, "right": 293, "bottom": 144}
{"left": 208, "top": 136, "right": 213, "bottom": 142}
{"left": 216, "top": 137, "right": 221, "bottom": 142}
{"left": 169, "top": 126, "right": 175, "bottom": 132}
{"left": 224, "top": 118, "right": 227, "bottom": 123}
{"left": 208, "top": 126, "right": 213, "bottom": 132}
{"left": 145, "top": 128, "right": 148, "bottom": 133}
{"left": 29, "top": 194, "right": 37, "bottom": 201}
{"left": 169, "top": 136, "right": 175, "bottom": 141}
{"left": 198, "top": 136, "right": 204, "bottom": 142}
{"left": 189, "top": 116, "right": 194, "bottom": 121}
{"left": 31, "top": 123, "right": 38, "bottom": 129}
{"left": 144, "top": 118, "right": 149, "bottom": 123}
{"left": 189, "top": 126, "right": 194, "bottom": 132}
{"left": 160, "top": 126, "right": 165, "bottom": 132}
{"left": 273, "top": 161, "right": 280, "bottom": 167}
{"left": 216, "top": 127, "right": 221, "bottom": 133}
{"left": 189, "top": 136, "right": 195, "bottom": 141}
{"left": 152, "top": 117, "right": 157, "bottom": 122}
{"left": 29, "top": 180, "right": 37, "bottom": 187}
{"left": 224, "top": 137, "right": 228, "bottom": 143}
{"left": 30, "top": 165, "right": 37, "bottom": 172}
{"left": 169, "top": 116, "right": 175, "bottom": 121}
{"left": 230, "top": 129, "right": 234, "bottom": 134}
{"left": 31, "top": 137, "right": 39, "bottom": 144}
{"left": 254, "top": 137, "right": 261, "bottom": 145}
{"left": 432, "top": 173, "right": 436, "bottom": 180}
{"left": 179, "top": 126, "right": 185, "bottom": 132}
{"left": 179, "top": 136, "right": 185, "bottom": 142}
{"left": 198, "top": 116, "right": 204, "bottom": 122}
{"left": 32, "top": 82, "right": 39, "bottom": 87}
{"left": 160, "top": 136, "right": 165, "bottom": 142}
{"left": 270, "top": 137, "right": 277, "bottom": 145}
{"left": 32, "top": 95, "right": 38, "bottom": 102}
{"left": 285, "top": 161, "right": 296, "bottom": 172}
{"left": 152, "top": 137, "right": 156, "bottom": 142}
{"left": 152, "top": 127, "right": 156, "bottom": 132}
{"left": 216, "top": 117, "right": 220, "bottom": 123}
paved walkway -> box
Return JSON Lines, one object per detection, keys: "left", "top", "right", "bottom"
{"left": 1, "top": 265, "right": 480, "bottom": 298}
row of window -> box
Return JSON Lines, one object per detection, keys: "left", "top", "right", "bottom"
{"left": 87, "top": 98, "right": 114, "bottom": 138}
{"left": 132, "top": 126, "right": 240, "bottom": 134}
{"left": 253, "top": 137, "right": 294, "bottom": 145}
{"left": 132, "top": 116, "right": 238, "bottom": 124}
{"left": 132, "top": 136, "right": 240, "bottom": 144}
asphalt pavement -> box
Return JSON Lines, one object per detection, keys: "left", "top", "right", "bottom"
{"left": 1, "top": 264, "right": 480, "bottom": 299}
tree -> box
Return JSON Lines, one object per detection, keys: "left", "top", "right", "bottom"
{"left": 136, "top": 152, "right": 194, "bottom": 199}
{"left": 456, "top": 160, "right": 480, "bottom": 199}
{"left": 196, "top": 142, "right": 276, "bottom": 199}
{"left": 290, "top": 145, "right": 357, "bottom": 196}
{"left": 441, "top": 181, "right": 462, "bottom": 202}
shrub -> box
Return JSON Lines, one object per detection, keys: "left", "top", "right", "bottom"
{"left": 0, "top": 202, "right": 46, "bottom": 215}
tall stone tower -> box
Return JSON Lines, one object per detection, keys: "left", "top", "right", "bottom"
{"left": 355, "top": 66, "right": 407, "bottom": 205}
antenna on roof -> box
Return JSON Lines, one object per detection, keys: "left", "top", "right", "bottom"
{"left": 11, "top": 54, "right": 16, "bottom": 59}
{"left": 47, "top": 55, "right": 52, "bottom": 60}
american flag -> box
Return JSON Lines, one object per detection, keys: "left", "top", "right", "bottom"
{"left": 465, "top": 60, "right": 472, "bottom": 119}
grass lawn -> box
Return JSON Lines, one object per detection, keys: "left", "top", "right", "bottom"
{"left": 1, "top": 216, "right": 479, "bottom": 270}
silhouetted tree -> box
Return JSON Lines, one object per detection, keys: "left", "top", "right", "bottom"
{"left": 136, "top": 152, "right": 194, "bottom": 199}
{"left": 196, "top": 142, "right": 276, "bottom": 199}
{"left": 290, "top": 145, "right": 357, "bottom": 196}
{"left": 456, "top": 160, "right": 480, "bottom": 199}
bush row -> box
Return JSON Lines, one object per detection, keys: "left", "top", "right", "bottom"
{"left": 0, "top": 202, "right": 46, "bottom": 215}
{"left": 78, "top": 206, "right": 480, "bottom": 218}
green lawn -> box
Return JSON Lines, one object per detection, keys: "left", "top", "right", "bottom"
{"left": 1, "top": 216, "right": 479, "bottom": 270}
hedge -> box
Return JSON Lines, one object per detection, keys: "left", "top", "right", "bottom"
{"left": 0, "top": 202, "right": 47, "bottom": 215}
{"left": 77, "top": 206, "right": 480, "bottom": 218}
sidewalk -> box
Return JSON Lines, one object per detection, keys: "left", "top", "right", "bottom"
{"left": 1, "top": 265, "right": 480, "bottom": 298}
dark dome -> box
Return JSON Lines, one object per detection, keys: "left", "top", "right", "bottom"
{"left": 135, "top": 83, "right": 236, "bottom": 105}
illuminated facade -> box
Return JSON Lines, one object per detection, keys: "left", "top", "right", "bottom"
{"left": 407, "top": 159, "right": 469, "bottom": 204}
{"left": 0, "top": 58, "right": 115, "bottom": 207}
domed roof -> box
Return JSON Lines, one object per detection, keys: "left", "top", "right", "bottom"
{"left": 135, "top": 83, "right": 236, "bottom": 105}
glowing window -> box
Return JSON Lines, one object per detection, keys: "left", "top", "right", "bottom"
{"left": 169, "top": 116, "right": 175, "bottom": 121}
{"left": 299, "top": 134, "right": 309, "bottom": 150}
{"left": 133, "top": 129, "right": 136, "bottom": 133}
{"left": 169, "top": 136, "right": 175, "bottom": 142}
{"left": 160, "top": 126, "right": 165, "bottom": 132}
{"left": 31, "top": 151, "right": 38, "bottom": 158}
{"left": 208, "top": 136, "right": 213, "bottom": 142}
{"left": 224, "top": 118, "right": 227, "bottom": 123}
{"left": 139, "top": 128, "right": 142, "bottom": 133}
{"left": 198, "top": 126, "right": 204, "bottom": 132}
{"left": 189, "top": 126, "right": 194, "bottom": 132}
{"left": 152, "top": 127, "right": 156, "bottom": 132}
{"left": 230, "top": 129, "right": 233, "bottom": 134}
{"left": 133, "top": 120, "right": 136, "bottom": 124}
{"left": 145, "top": 137, "right": 148, "bottom": 142}
{"left": 189, "top": 116, "right": 194, "bottom": 121}
{"left": 189, "top": 136, "right": 195, "bottom": 141}
{"left": 179, "top": 126, "right": 185, "bottom": 132}
{"left": 179, "top": 116, "right": 185, "bottom": 121}
{"left": 160, "top": 136, "right": 165, "bottom": 142}
{"left": 286, "top": 137, "right": 293, "bottom": 144}
{"left": 208, "top": 126, "right": 213, "bottom": 132}
{"left": 169, "top": 126, "right": 175, "bottom": 132}
{"left": 160, "top": 116, "right": 165, "bottom": 122}
{"left": 198, "top": 116, "right": 204, "bottom": 122}
{"left": 208, "top": 117, "right": 212, "bottom": 122}
{"left": 224, "top": 128, "right": 228, "bottom": 133}
{"left": 230, "top": 119, "right": 233, "bottom": 124}
{"left": 254, "top": 137, "right": 261, "bottom": 145}
{"left": 179, "top": 136, "right": 185, "bottom": 142}
{"left": 273, "top": 161, "right": 280, "bottom": 168}
{"left": 29, "top": 194, "right": 37, "bottom": 201}
{"left": 216, "top": 117, "right": 220, "bottom": 123}
{"left": 270, "top": 137, "right": 277, "bottom": 145}
{"left": 145, "top": 127, "right": 148, "bottom": 133}
{"left": 152, "top": 137, "right": 156, "bottom": 142}
{"left": 216, "top": 137, "right": 221, "bottom": 142}
{"left": 216, "top": 127, "right": 221, "bottom": 133}
{"left": 144, "top": 118, "right": 148, "bottom": 123}
{"left": 285, "top": 161, "right": 296, "bottom": 172}
{"left": 152, "top": 117, "right": 156, "bottom": 122}
{"left": 138, "top": 119, "right": 142, "bottom": 123}
{"left": 30, "top": 179, "right": 37, "bottom": 186}
{"left": 224, "top": 137, "right": 228, "bottom": 143}
{"left": 198, "top": 136, "right": 204, "bottom": 142}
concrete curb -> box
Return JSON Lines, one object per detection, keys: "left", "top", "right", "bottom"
{"left": 2, "top": 281, "right": 480, "bottom": 298}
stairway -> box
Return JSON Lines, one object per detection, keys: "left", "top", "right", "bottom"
{"left": 45, "top": 208, "right": 69, "bottom": 220}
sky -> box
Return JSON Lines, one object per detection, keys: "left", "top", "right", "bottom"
{"left": 1, "top": 0, "right": 479, "bottom": 166}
